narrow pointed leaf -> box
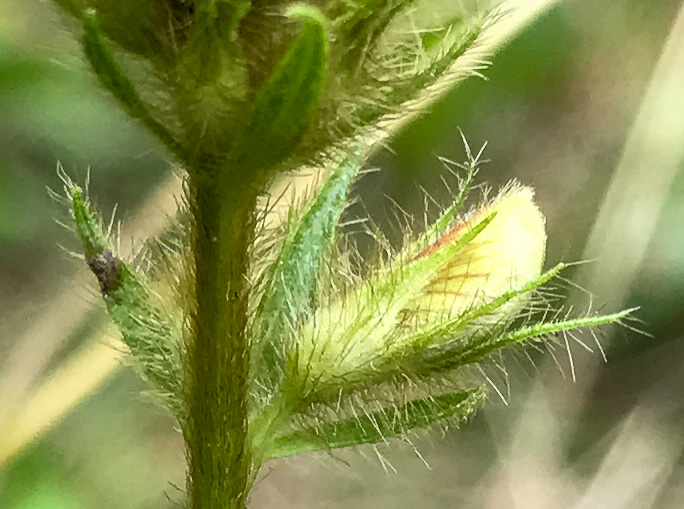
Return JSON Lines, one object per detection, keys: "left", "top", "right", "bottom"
{"left": 402, "top": 309, "right": 633, "bottom": 378}
{"left": 267, "top": 388, "right": 485, "bottom": 458}
{"left": 411, "top": 263, "right": 566, "bottom": 348}
{"left": 70, "top": 185, "right": 184, "bottom": 417}
{"left": 363, "top": 273, "right": 633, "bottom": 383}
{"left": 237, "top": 4, "right": 328, "bottom": 171}
{"left": 253, "top": 146, "right": 364, "bottom": 386}
{"left": 413, "top": 153, "right": 478, "bottom": 252}
{"left": 452, "top": 309, "right": 635, "bottom": 368}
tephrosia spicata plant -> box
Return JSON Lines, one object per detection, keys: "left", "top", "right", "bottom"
{"left": 47, "top": 0, "right": 631, "bottom": 507}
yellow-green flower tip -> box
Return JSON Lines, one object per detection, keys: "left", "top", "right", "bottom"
{"left": 411, "top": 184, "right": 546, "bottom": 318}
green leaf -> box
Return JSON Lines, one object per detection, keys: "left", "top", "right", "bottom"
{"left": 71, "top": 188, "right": 109, "bottom": 260}
{"left": 411, "top": 264, "right": 567, "bottom": 349}
{"left": 407, "top": 306, "right": 634, "bottom": 377}
{"left": 377, "top": 268, "right": 634, "bottom": 378}
{"left": 331, "top": 9, "right": 489, "bottom": 143}
{"left": 81, "top": 9, "right": 182, "bottom": 159}
{"left": 253, "top": 145, "right": 364, "bottom": 388}
{"left": 236, "top": 4, "right": 328, "bottom": 172}
{"left": 267, "top": 388, "right": 485, "bottom": 458}
{"left": 69, "top": 182, "right": 184, "bottom": 417}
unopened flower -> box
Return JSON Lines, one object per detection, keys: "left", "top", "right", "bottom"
{"left": 411, "top": 184, "right": 545, "bottom": 319}
{"left": 296, "top": 184, "right": 546, "bottom": 385}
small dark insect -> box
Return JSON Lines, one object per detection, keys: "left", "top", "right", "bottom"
{"left": 87, "top": 249, "right": 122, "bottom": 295}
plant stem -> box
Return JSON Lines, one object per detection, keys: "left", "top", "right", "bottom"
{"left": 186, "top": 158, "right": 258, "bottom": 509}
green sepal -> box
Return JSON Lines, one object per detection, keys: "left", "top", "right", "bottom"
{"left": 412, "top": 149, "right": 478, "bottom": 254}
{"left": 71, "top": 187, "right": 109, "bottom": 260}
{"left": 407, "top": 263, "right": 567, "bottom": 353}
{"left": 81, "top": 9, "right": 182, "bottom": 159}
{"left": 236, "top": 4, "right": 328, "bottom": 173}
{"left": 335, "top": 11, "right": 487, "bottom": 142}
{"left": 70, "top": 185, "right": 184, "bottom": 418}
{"left": 364, "top": 213, "right": 497, "bottom": 318}
{"left": 252, "top": 145, "right": 364, "bottom": 390}
{"left": 453, "top": 308, "right": 635, "bottom": 369}
{"left": 306, "top": 264, "right": 566, "bottom": 401}
{"left": 267, "top": 388, "right": 485, "bottom": 458}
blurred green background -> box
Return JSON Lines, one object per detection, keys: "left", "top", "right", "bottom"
{"left": 2, "top": 0, "right": 684, "bottom": 507}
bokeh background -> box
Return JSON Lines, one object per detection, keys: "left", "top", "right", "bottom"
{"left": 2, "top": 0, "right": 684, "bottom": 507}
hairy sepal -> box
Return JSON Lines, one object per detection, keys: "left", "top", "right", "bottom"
{"left": 267, "top": 388, "right": 485, "bottom": 458}
{"left": 252, "top": 144, "right": 365, "bottom": 394}
{"left": 306, "top": 264, "right": 566, "bottom": 401}
{"left": 333, "top": 0, "right": 416, "bottom": 74}
{"left": 412, "top": 149, "right": 480, "bottom": 254}
{"left": 330, "top": 7, "right": 492, "bottom": 145}
{"left": 457, "top": 308, "right": 636, "bottom": 368}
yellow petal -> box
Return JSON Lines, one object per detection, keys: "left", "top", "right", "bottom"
{"left": 410, "top": 184, "right": 546, "bottom": 319}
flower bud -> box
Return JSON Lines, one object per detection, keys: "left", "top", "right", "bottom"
{"left": 411, "top": 184, "right": 546, "bottom": 319}
{"left": 297, "top": 184, "right": 546, "bottom": 383}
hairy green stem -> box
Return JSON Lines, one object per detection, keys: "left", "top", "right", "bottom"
{"left": 186, "top": 161, "right": 258, "bottom": 509}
